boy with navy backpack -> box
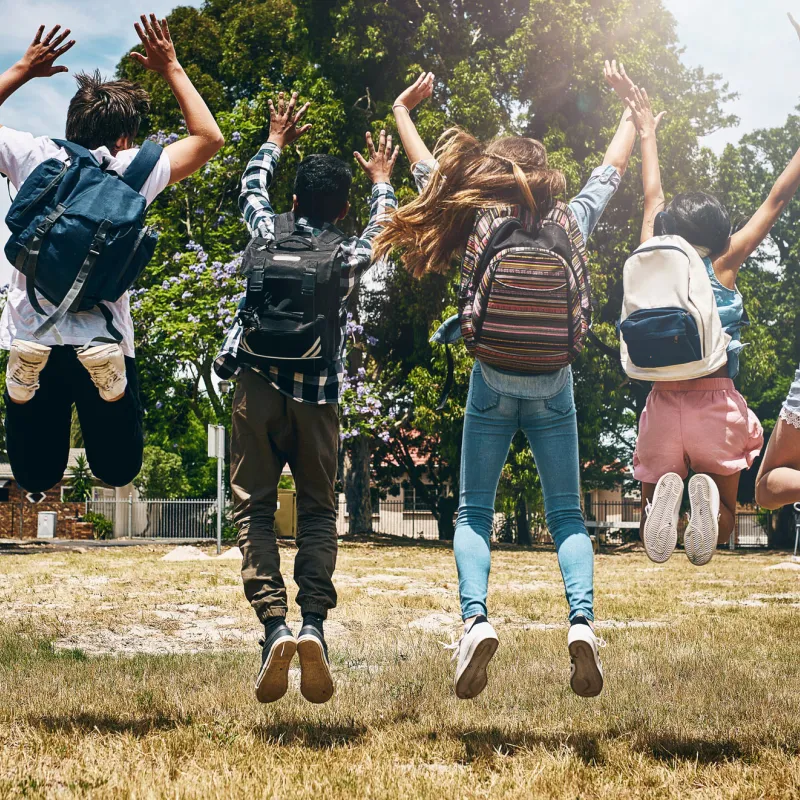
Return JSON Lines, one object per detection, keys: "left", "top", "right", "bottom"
{"left": 215, "top": 91, "right": 398, "bottom": 705}
{"left": 0, "top": 16, "right": 223, "bottom": 494}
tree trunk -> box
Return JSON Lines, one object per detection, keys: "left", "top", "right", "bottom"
{"left": 344, "top": 435, "right": 373, "bottom": 535}
{"left": 436, "top": 495, "right": 458, "bottom": 541}
{"left": 515, "top": 496, "right": 532, "bottom": 545}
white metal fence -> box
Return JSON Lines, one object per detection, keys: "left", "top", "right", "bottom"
{"left": 86, "top": 498, "right": 218, "bottom": 540}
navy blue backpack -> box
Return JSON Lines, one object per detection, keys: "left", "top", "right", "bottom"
{"left": 4, "top": 139, "right": 163, "bottom": 341}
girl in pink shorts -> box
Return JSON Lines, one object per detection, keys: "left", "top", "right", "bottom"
{"left": 625, "top": 81, "right": 800, "bottom": 565}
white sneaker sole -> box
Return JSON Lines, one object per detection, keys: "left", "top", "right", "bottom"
{"left": 686, "top": 474, "right": 720, "bottom": 566}
{"left": 643, "top": 472, "right": 683, "bottom": 563}
{"left": 297, "top": 635, "right": 334, "bottom": 704}
{"left": 569, "top": 638, "right": 604, "bottom": 698}
{"left": 255, "top": 635, "right": 296, "bottom": 703}
{"left": 454, "top": 633, "right": 499, "bottom": 700}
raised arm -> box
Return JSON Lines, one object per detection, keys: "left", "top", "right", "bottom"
{"left": 354, "top": 129, "right": 400, "bottom": 242}
{"left": 131, "top": 14, "right": 224, "bottom": 185}
{"left": 626, "top": 86, "right": 667, "bottom": 243}
{"left": 238, "top": 91, "right": 311, "bottom": 240}
{"left": 391, "top": 72, "right": 435, "bottom": 167}
{"left": 714, "top": 15, "right": 800, "bottom": 279}
{"left": 336, "top": 129, "right": 399, "bottom": 292}
{"left": 601, "top": 61, "right": 638, "bottom": 177}
{"left": 0, "top": 25, "right": 75, "bottom": 117}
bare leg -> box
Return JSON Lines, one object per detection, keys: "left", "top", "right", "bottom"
{"left": 756, "top": 418, "right": 800, "bottom": 509}
{"left": 704, "top": 472, "right": 740, "bottom": 544}
{"left": 640, "top": 482, "right": 657, "bottom": 540}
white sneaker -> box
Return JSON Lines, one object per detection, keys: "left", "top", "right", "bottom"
{"left": 643, "top": 472, "right": 684, "bottom": 563}
{"left": 443, "top": 616, "right": 499, "bottom": 700}
{"left": 685, "top": 474, "right": 720, "bottom": 566}
{"left": 568, "top": 623, "right": 604, "bottom": 698}
{"left": 7, "top": 339, "right": 51, "bottom": 403}
{"left": 77, "top": 343, "right": 127, "bottom": 401}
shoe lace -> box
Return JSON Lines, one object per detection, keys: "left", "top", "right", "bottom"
{"left": 83, "top": 359, "right": 121, "bottom": 392}
{"left": 10, "top": 355, "right": 44, "bottom": 387}
{"left": 439, "top": 634, "right": 464, "bottom": 663}
{"left": 645, "top": 500, "right": 653, "bottom": 518}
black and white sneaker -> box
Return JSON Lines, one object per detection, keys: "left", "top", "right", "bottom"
{"left": 685, "top": 474, "right": 720, "bottom": 566}
{"left": 444, "top": 615, "right": 499, "bottom": 700}
{"left": 643, "top": 472, "right": 684, "bottom": 563}
{"left": 568, "top": 619, "right": 604, "bottom": 698}
{"left": 297, "top": 623, "right": 334, "bottom": 704}
{"left": 255, "top": 621, "right": 296, "bottom": 704}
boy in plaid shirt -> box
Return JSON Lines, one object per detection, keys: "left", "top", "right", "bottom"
{"left": 221, "top": 91, "right": 398, "bottom": 705}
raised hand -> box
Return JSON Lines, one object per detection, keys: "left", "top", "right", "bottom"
{"left": 131, "top": 14, "right": 179, "bottom": 75}
{"left": 18, "top": 25, "right": 75, "bottom": 79}
{"left": 266, "top": 92, "right": 311, "bottom": 149}
{"left": 625, "top": 86, "right": 666, "bottom": 137}
{"left": 394, "top": 71, "right": 434, "bottom": 112}
{"left": 790, "top": 12, "right": 800, "bottom": 42}
{"left": 354, "top": 130, "right": 400, "bottom": 184}
{"left": 604, "top": 59, "right": 635, "bottom": 104}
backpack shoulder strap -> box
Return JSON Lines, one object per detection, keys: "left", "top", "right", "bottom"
{"left": 274, "top": 212, "right": 295, "bottom": 238}
{"left": 51, "top": 139, "right": 100, "bottom": 167}
{"left": 120, "top": 140, "right": 164, "bottom": 193}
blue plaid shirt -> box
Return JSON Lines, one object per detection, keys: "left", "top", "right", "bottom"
{"left": 217, "top": 142, "right": 397, "bottom": 404}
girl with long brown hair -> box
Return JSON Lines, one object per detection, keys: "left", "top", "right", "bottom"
{"left": 375, "top": 64, "right": 639, "bottom": 700}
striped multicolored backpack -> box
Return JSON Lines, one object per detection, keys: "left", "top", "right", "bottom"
{"left": 458, "top": 201, "right": 591, "bottom": 373}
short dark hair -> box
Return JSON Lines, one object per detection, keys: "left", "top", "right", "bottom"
{"left": 66, "top": 70, "right": 150, "bottom": 152}
{"left": 664, "top": 192, "right": 731, "bottom": 256}
{"left": 294, "top": 154, "right": 352, "bottom": 222}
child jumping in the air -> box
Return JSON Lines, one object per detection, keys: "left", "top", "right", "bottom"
{"left": 0, "top": 16, "right": 223, "bottom": 494}
{"left": 215, "top": 92, "right": 398, "bottom": 705}
{"left": 625, "top": 61, "right": 800, "bottom": 564}
{"left": 374, "top": 61, "right": 640, "bottom": 700}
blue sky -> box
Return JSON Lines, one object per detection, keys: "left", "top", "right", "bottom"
{"left": 0, "top": 0, "right": 797, "bottom": 279}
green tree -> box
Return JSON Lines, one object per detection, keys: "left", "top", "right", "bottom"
{"left": 65, "top": 454, "right": 94, "bottom": 502}
{"left": 134, "top": 446, "right": 191, "bottom": 498}
{"left": 104, "top": 0, "right": 739, "bottom": 537}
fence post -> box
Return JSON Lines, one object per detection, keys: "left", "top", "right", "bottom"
{"left": 128, "top": 495, "right": 133, "bottom": 539}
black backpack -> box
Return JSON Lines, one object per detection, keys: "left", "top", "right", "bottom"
{"left": 235, "top": 213, "right": 345, "bottom": 374}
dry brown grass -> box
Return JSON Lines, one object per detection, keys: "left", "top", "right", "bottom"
{"left": 2, "top": 539, "right": 800, "bottom": 798}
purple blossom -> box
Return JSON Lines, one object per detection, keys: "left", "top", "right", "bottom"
{"left": 231, "top": 131, "right": 241, "bottom": 143}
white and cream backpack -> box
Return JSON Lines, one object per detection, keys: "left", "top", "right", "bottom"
{"left": 619, "top": 235, "right": 730, "bottom": 381}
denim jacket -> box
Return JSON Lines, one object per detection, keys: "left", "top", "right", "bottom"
{"left": 421, "top": 162, "right": 622, "bottom": 400}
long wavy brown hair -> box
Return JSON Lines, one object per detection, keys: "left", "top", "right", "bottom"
{"left": 373, "top": 127, "right": 566, "bottom": 277}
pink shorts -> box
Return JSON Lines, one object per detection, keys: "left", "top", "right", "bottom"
{"left": 633, "top": 378, "right": 763, "bottom": 484}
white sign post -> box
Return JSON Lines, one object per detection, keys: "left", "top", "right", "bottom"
{"left": 208, "top": 424, "right": 226, "bottom": 555}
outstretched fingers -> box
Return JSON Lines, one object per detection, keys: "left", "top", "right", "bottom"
{"left": 365, "top": 131, "right": 377, "bottom": 159}
{"left": 149, "top": 13, "right": 164, "bottom": 40}
{"left": 353, "top": 150, "right": 370, "bottom": 171}
{"left": 293, "top": 101, "right": 311, "bottom": 124}
{"left": 32, "top": 25, "right": 45, "bottom": 45}
{"left": 41, "top": 25, "right": 60, "bottom": 46}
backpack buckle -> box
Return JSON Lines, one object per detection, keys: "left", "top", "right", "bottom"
{"left": 301, "top": 270, "right": 315, "bottom": 296}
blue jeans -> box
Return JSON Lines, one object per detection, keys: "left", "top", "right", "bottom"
{"left": 454, "top": 363, "right": 594, "bottom": 622}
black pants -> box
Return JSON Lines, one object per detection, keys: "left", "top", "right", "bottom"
{"left": 5, "top": 346, "right": 143, "bottom": 492}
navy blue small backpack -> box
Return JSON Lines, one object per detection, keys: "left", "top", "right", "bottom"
{"left": 4, "top": 138, "right": 163, "bottom": 341}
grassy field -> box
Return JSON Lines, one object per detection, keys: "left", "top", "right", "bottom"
{"left": 2, "top": 538, "right": 800, "bottom": 799}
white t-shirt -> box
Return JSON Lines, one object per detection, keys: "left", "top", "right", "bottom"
{"left": 0, "top": 127, "right": 171, "bottom": 357}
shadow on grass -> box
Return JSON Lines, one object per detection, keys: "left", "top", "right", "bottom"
{"left": 254, "top": 720, "right": 367, "bottom": 749}
{"left": 452, "top": 728, "right": 603, "bottom": 765}
{"left": 33, "top": 711, "right": 181, "bottom": 737}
